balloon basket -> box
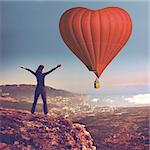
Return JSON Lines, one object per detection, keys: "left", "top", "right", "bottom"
{"left": 94, "top": 79, "right": 100, "bottom": 89}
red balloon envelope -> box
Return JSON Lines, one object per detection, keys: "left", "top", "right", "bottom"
{"left": 59, "top": 7, "right": 132, "bottom": 78}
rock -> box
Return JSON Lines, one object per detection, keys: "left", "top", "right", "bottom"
{"left": 0, "top": 143, "right": 8, "bottom": 149}
{"left": 0, "top": 108, "right": 96, "bottom": 150}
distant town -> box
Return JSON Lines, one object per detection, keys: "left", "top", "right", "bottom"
{"left": 0, "top": 84, "right": 118, "bottom": 117}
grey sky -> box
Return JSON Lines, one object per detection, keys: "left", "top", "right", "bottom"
{"left": 1, "top": 0, "right": 149, "bottom": 94}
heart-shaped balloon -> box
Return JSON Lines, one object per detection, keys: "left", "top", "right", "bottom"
{"left": 59, "top": 7, "right": 132, "bottom": 78}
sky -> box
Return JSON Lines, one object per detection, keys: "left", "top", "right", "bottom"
{"left": 1, "top": 0, "right": 150, "bottom": 98}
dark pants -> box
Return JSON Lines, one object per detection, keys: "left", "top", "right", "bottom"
{"left": 31, "top": 87, "right": 48, "bottom": 114}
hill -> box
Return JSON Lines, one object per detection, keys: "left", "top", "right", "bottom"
{"left": 0, "top": 84, "right": 86, "bottom": 104}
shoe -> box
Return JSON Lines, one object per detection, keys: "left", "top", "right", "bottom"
{"left": 44, "top": 112, "right": 48, "bottom": 115}
{"left": 31, "top": 110, "right": 34, "bottom": 114}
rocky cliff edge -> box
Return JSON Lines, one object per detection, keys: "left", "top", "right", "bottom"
{"left": 0, "top": 108, "right": 96, "bottom": 150}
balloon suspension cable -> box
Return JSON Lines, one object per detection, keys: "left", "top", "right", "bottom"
{"left": 95, "top": 77, "right": 98, "bottom": 81}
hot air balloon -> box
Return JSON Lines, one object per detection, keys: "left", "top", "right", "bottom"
{"left": 59, "top": 6, "right": 132, "bottom": 88}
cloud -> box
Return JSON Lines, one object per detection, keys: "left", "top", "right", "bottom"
{"left": 125, "top": 93, "right": 150, "bottom": 104}
{"left": 91, "top": 98, "right": 99, "bottom": 102}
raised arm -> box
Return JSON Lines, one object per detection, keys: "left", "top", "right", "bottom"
{"left": 20, "top": 66, "right": 36, "bottom": 76}
{"left": 44, "top": 64, "right": 61, "bottom": 76}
